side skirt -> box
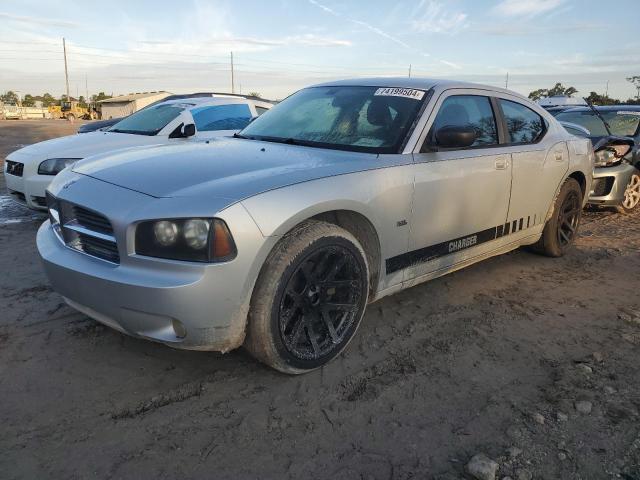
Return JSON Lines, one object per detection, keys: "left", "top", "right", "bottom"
{"left": 370, "top": 232, "right": 542, "bottom": 303}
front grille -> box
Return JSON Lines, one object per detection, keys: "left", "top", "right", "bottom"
{"left": 73, "top": 232, "right": 120, "bottom": 263}
{"left": 592, "top": 177, "right": 614, "bottom": 197}
{"left": 50, "top": 196, "right": 120, "bottom": 264}
{"left": 72, "top": 205, "right": 114, "bottom": 235}
{"left": 5, "top": 160, "right": 24, "bottom": 177}
{"left": 9, "top": 189, "right": 26, "bottom": 203}
{"left": 31, "top": 196, "right": 47, "bottom": 207}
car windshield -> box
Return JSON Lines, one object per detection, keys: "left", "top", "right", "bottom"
{"left": 555, "top": 110, "right": 640, "bottom": 137}
{"left": 239, "top": 86, "right": 428, "bottom": 153}
{"left": 108, "top": 103, "right": 187, "bottom": 135}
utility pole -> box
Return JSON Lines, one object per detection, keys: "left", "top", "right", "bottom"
{"left": 408, "top": 64, "right": 412, "bottom": 78}
{"left": 63, "top": 37, "right": 70, "bottom": 102}
{"left": 230, "top": 51, "right": 235, "bottom": 94}
{"left": 505, "top": 72, "right": 509, "bottom": 89}
{"left": 85, "top": 74, "right": 88, "bottom": 103}
{"left": 605, "top": 80, "right": 609, "bottom": 97}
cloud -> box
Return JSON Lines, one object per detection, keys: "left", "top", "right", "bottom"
{"left": 410, "top": 1, "right": 468, "bottom": 34}
{"left": 492, "top": 0, "right": 565, "bottom": 17}
{"left": 0, "top": 12, "right": 79, "bottom": 28}
{"left": 440, "top": 59, "right": 462, "bottom": 69}
{"left": 308, "top": 0, "right": 411, "bottom": 49}
{"left": 477, "top": 21, "right": 605, "bottom": 36}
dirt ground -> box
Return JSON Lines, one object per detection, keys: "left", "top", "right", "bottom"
{"left": 1, "top": 120, "right": 639, "bottom": 480}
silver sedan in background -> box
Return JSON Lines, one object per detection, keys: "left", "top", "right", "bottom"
{"left": 38, "top": 78, "right": 593, "bottom": 374}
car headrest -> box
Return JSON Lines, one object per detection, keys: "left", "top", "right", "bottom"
{"left": 367, "top": 99, "right": 393, "bottom": 127}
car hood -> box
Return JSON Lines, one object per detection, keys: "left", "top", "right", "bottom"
{"left": 8, "top": 131, "right": 166, "bottom": 161}
{"left": 72, "top": 138, "right": 385, "bottom": 200}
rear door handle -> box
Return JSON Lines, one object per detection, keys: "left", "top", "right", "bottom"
{"left": 495, "top": 159, "right": 508, "bottom": 170}
{"left": 554, "top": 152, "right": 564, "bottom": 162}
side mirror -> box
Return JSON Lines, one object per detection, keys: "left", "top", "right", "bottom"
{"left": 435, "top": 125, "right": 476, "bottom": 149}
{"left": 169, "top": 123, "right": 197, "bottom": 139}
{"left": 183, "top": 123, "right": 196, "bottom": 137}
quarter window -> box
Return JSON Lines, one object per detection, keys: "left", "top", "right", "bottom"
{"left": 429, "top": 95, "right": 498, "bottom": 147}
{"left": 255, "top": 106, "right": 269, "bottom": 116}
{"left": 499, "top": 99, "right": 545, "bottom": 144}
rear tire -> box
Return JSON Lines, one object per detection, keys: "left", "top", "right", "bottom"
{"left": 532, "top": 178, "right": 583, "bottom": 257}
{"left": 616, "top": 172, "right": 640, "bottom": 214}
{"left": 244, "top": 220, "right": 369, "bottom": 374}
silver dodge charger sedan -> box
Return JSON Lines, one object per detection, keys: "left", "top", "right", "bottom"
{"left": 37, "top": 78, "right": 593, "bottom": 373}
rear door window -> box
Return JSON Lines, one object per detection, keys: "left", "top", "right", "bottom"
{"left": 499, "top": 99, "right": 546, "bottom": 144}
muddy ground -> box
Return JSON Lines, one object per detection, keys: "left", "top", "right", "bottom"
{"left": 1, "top": 120, "right": 639, "bottom": 480}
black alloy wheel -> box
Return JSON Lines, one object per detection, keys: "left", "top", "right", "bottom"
{"left": 556, "top": 189, "right": 581, "bottom": 247}
{"left": 278, "top": 244, "right": 365, "bottom": 362}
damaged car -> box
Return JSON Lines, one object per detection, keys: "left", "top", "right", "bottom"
{"left": 556, "top": 105, "right": 640, "bottom": 212}
{"left": 38, "top": 78, "right": 593, "bottom": 373}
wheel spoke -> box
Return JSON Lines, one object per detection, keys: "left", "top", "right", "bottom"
{"left": 560, "top": 229, "right": 570, "bottom": 243}
{"left": 306, "top": 324, "right": 320, "bottom": 357}
{"left": 290, "top": 316, "right": 306, "bottom": 345}
{"left": 562, "top": 220, "right": 576, "bottom": 233}
{"left": 319, "top": 309, "right": 339, "bottom": 343}
{"left": 325, "top": 302, "right": 358, "bottom": 313}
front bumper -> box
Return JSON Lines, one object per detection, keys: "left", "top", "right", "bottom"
{"left": 37, "top": 196, "right": 272, "bottom": 352}
{"left": 4, "top": 167, "right": 52, "bottom": 211}
{"left": 588, "top": 163, "right": 638, "bottom": 206}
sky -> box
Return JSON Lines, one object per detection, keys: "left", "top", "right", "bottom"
{"left": 0, "top": 0, "right": 639, "bottom": 101}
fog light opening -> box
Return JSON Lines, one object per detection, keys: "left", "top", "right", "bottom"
{"left": 172, "top": 319, "right": 187, "bottom": 339}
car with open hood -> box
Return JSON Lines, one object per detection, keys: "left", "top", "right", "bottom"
{"left": 38, "top": 78, "right": 593, "bottom": 373}
{"left": 556, "top": 105, "right": 640, "bottom": 212}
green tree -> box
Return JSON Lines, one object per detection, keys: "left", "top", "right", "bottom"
{"left": 1, "top": 90, "right": 19, "bottom": 104}
{"left": 528, "top": 88, "right": 548, "bottom": 101}
{"left": 91, "top": 92, "right": 112, "bottom": 102}
{"left": 41, "top": 93, "right": 56, "bottom": 107}
{"left": 248, "top": 91, "right": 262, "bottom": 98}
{"left": 22, "top": 94, "right": 35, "bottom": 107}
{"left": 627, "top": 76, "right": 640, "bottom": 100}
{"left": 585, "top": 91, "right": 620, "bottom": 106}
{"left": 528, "top": 83, "right": 578, "bottom": 101}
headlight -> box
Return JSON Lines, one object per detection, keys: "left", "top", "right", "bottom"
{"left": 594, "top": 145, "right": 631, "bottom": 168}
{"left": 38, "top": 158, "right": 79, "bottom": 175}
{"left": 135, "top": 218, "right": 236, "bottom": 262}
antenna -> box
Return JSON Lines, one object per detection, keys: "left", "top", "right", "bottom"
{"left": 230, "top": 52, "right": 235, "bottom": 94}
{"left": 505, "top": 72, "right": 509, "bottom": 89}
{"left": 408, "top": 64, "right": 412, "bottom": 78}
{"left": 63, "top": 38, "right": 70, "bottom": 102}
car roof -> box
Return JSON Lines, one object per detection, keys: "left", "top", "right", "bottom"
{"left": 157, "top": 97, "right": 272, "bottom": 108}
{"left": 309, "top": 77, "right": 529, "bottom": 100}
{"left": 560, "top": 105, "right": 640, "bottom": 113}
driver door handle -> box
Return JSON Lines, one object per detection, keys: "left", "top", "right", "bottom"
{"left": 495, "top": 158, "right": 508, "bottom": 170}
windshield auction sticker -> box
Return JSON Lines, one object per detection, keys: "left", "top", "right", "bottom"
{"left": 374, "top": 87, "right": 425, "bottom": 100}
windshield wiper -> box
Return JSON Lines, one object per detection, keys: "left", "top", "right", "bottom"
{"left": 583, "top": 97, "right": 612, "bottom": 136}
{"left": 233, "top": 132, "right": 252, "bottom": 140}
{"left": 255, "top": 136, "right": 303, "bottom": 145}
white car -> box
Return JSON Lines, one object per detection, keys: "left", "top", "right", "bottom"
{"left": 3, "top": 95, "right": 273, "bottom": 210}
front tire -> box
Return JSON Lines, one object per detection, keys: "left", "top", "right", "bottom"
{"left": 244, "top": 220, "right": 369, "bottom": 374}
{"left": 533, "top": 178, "right": 583, "bottom": 257}
{"left": 616, "top": 172, "right": 640, "bottom": 214}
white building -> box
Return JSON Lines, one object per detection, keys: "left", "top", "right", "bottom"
{"left": 98, "top": 91, "right": 172, "bottom": 119}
